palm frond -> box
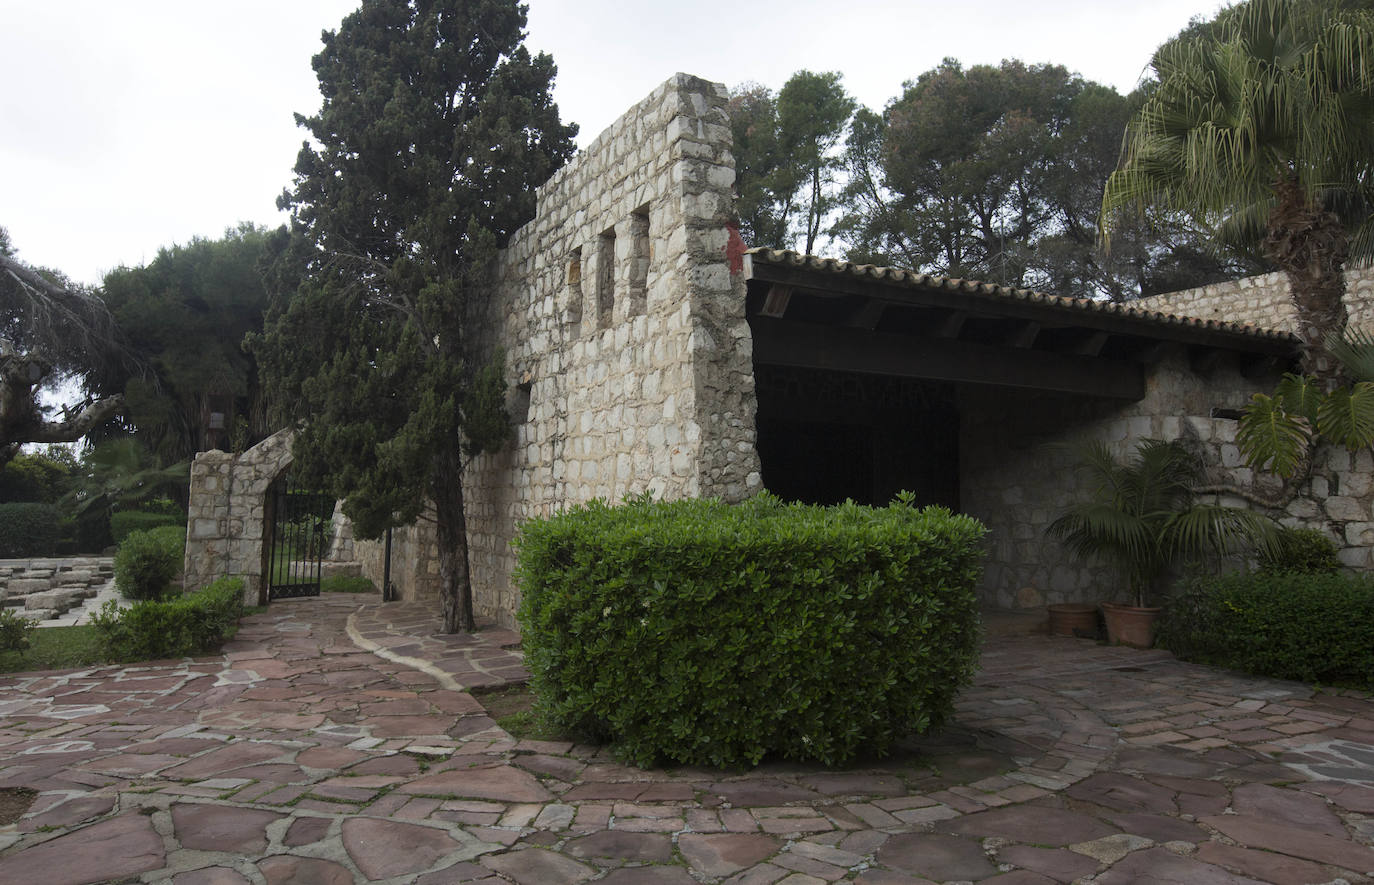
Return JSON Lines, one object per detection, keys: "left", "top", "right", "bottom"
{"left": 1325, "top": 327, "right": 1374, "bottom": 383}
{"left": 1237, "top": 391, "right": 1312, "bottom": 476}
{"left": 1316, "top": 381, "right": 1374, "bottom": 449}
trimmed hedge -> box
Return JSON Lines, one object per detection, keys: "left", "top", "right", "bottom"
{"left": 1159, "top": 570, "right": 1374, "bottom": 689}
{"left": 110, "top": 510, "right": 185, "bottom": 545}
{"left": 114, "top": 525, "right": 186, "bottom": 601}
{"left": 0, "top": 502, "right": 60, "bottom": 558}
{"left": 92, "top": 576, "right": 245, "bottom": 661}
{"left": 515, "top": 493, "right": 987, "bottom": 768}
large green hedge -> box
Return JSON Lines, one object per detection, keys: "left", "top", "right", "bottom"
{"left": 93, "top": 576, "right": 245, "bottom": 661}
{"left": 0, "top": 503, "right": 60, "bottom": 558}
{"left": 515, "top": 493, "right": 987, "bottom": 768}
{"left": 113, "top": 525, "right": 186, "bottom": 601}
{"left": 1159, "top": 570, "right": 1374, "bottom": 689}
{"left": 110, "top": 510, "right": 185, "bottom": 545}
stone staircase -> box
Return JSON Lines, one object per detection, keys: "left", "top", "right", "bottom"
{"left": 0, "top": 557, "right": 116, "bottom": 622}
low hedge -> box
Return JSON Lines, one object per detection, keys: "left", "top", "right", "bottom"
{"left": 110, "top": 510, "right": 185, "bottom": 545}
{"left": 515, "top": 493, "right": 987, "bottom": 768}
{"left": 1159, "top": 570, "right": 1374, "bottom": 689}
{"left": 114, "top": 525, "right": 186, "bottom": 600}
{"left": 0, "top": 502, "right": 60, "bottom": 558}
{"left": 92, "top": 576, "right": 245, "bottom": 661}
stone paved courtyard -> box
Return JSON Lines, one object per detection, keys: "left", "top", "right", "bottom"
{"left": 0, "top": 595, "right": 1371, "bottom": 884}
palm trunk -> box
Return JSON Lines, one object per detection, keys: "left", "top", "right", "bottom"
{"left": 1264, "top": 175, "right": 1349, "bottom": 383}
{"left": 431, "top": 447, "right": 476, "bottom": 634}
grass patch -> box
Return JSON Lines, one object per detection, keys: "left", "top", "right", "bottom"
{"left": 321, "top": 575, "right": 378, "bottom": 594}
{"left": 477, "top": 683, "right": 573, "bottom": 742}
{"left": 0, "top": 625, "right": 107, "bottom": 674}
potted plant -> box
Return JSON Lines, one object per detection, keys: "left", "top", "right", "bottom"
{"left": 1047, "top": 439, "right": 1278, "bottom": 648}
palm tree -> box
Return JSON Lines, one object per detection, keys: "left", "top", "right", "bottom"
{"left": 1101, "top": 0, "right": 1374, "bottom": 380}
{"left": 1047, "top": 440, "right": 1279, "bottom": 608}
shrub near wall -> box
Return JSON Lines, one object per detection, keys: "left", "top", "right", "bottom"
{"left": 516, "top": 494, "right": 987, "bottom": 768}
{"left": 1160, "top": 570, "right": 1374, "bottom": 689}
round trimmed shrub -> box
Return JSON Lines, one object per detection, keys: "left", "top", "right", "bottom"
{"left": 114, "top": 525, "right": 186, "bottom": 601}
{"left": 515, "top": 493, "right": 987, "bottom": 768}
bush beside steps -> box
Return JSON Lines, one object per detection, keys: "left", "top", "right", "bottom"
{"left": 93, "top": 576, "right": 245, "bottom": 661}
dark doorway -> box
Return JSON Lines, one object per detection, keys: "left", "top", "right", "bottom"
{"left": 265, "top": 470, "right": 334, "bottom": 600}
{"left": 753, "top": 367, "right": 959, "bottom": 508}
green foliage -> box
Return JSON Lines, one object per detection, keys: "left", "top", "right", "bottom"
{"left": 1103, "top": 0, "right": 1374, "bottom": 372}
{"left": 92, "top": 576, "right": 245, "bottom": 661}
{"left": 252, "top": 0, "right": 576, "bottom": 633}
{"left": 320, "top": 575, "right": 377, "bottom": 594}
{"left": 1158, "top": 570, "right": 1374, "bottom": 689}
{"left": 839, "top": 60, "right": 1253, "bottom": 298}
{"left": 62, "top": 438, "right": 189, "bottom": 524}
{"left": 109, "top": 510, "right": 185, "bottom": 544}
{"left": 730, "top": 71, "right": 855, "bottom": 253}
{"left": 515, "top": 493, "right": 987, "bottom": 768}
{"left": 0, "top": 502, "right": 59, "bottom": 557}
{"left": 0, "top": 450, "right": 75, "bottom": 503}
{"left": 0, "top": 624, "right": 105, "bottom": 674}
{"left": 0, "top": 609, "right": 36, "bottom": 652}
{"left": 113, "top": 525, "right": 186, "bottom": 601}
{"left": 1257, "top": 527, "right": 1342, "bottom": 575}
{"left": 95, "top": 223, "right": 275, "bottom": 461}
{"left": 1047, "top": 440, "right": 1279, "bottom": 606}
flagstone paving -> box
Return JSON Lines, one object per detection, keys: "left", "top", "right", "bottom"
{"left": 0, "top": 594, "right": 1372, "bottom": 884}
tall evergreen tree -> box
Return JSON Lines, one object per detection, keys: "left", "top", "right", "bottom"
{"left": 252, "top": 0, "right": 576, "bottom": 632}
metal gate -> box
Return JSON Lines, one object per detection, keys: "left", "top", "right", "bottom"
{"left": 266, "top": 470, "right": 334, "bottom": 600}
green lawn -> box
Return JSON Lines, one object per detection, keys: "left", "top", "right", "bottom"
{"left": 0, "top": 625, "right": 107, "bottom": 674}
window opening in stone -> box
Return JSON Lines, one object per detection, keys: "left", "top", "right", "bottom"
{"left": 628, "top": 205, "right": 650, "bottom": 315}
{"left": 513, "top": 380, "right": 533, "bottom": 427}
{"left": 597, "top": 228, "right": 615, "bottom": 326}
{"left": 566, "top": 247, "right": 583, "bottom": 327}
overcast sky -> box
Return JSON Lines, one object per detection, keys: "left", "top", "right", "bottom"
{"left": 1, "top": 0, "right": 1226, "bottom": 286}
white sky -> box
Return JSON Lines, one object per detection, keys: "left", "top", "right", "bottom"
{"left": 1, "top": 0, "right": 1226, "bottom": 287}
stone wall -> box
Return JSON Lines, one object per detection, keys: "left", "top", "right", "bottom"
{"left": 1138, "top": 265, "right": 1374, "bottom": 332}
{"left": 183, "top": 429, "right": 295, "bottom": 605}
{"left": 962, "top": 343, "right": 1374, "bottom": 609}
{"left": 356, "top": 74, "right": 762, "bottom": 624}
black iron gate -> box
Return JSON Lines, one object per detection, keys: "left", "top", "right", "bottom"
{"left": 266, "top": 470, "right": 334, "bottom": 600}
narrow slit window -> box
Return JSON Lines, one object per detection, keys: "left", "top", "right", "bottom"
{"left": 628, "top": 206, "right": 650, "bottom": 315}
{"left": 597, "top": 228, "right": 615, "bottom": 326}
{"left": 566, "top": 246, "right": 583, "bottom": 327}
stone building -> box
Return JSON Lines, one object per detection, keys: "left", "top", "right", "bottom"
{"left": 186, "top": 73, "right": 1373, "bottom": 621}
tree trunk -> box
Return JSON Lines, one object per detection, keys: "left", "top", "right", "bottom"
{"left": 431, "top": 447, "right": 476, "bottom": 634}
{"left": 1264, "top": 175, "right": 1349, "bottom": 383}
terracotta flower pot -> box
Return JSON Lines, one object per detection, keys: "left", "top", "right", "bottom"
{"left": 1047, "top": 603, "right": 1099, "bottom": 638}
{"left": 1100, "top": 602, "right": 1161, "bottom": 648}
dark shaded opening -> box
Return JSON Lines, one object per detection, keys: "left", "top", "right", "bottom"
{"left": 753, "top": 366, "right": 959, "bottom": 508}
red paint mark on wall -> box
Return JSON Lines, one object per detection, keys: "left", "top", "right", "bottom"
{"left": 726, "top": 222, "right": 746, "bottom": 276}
